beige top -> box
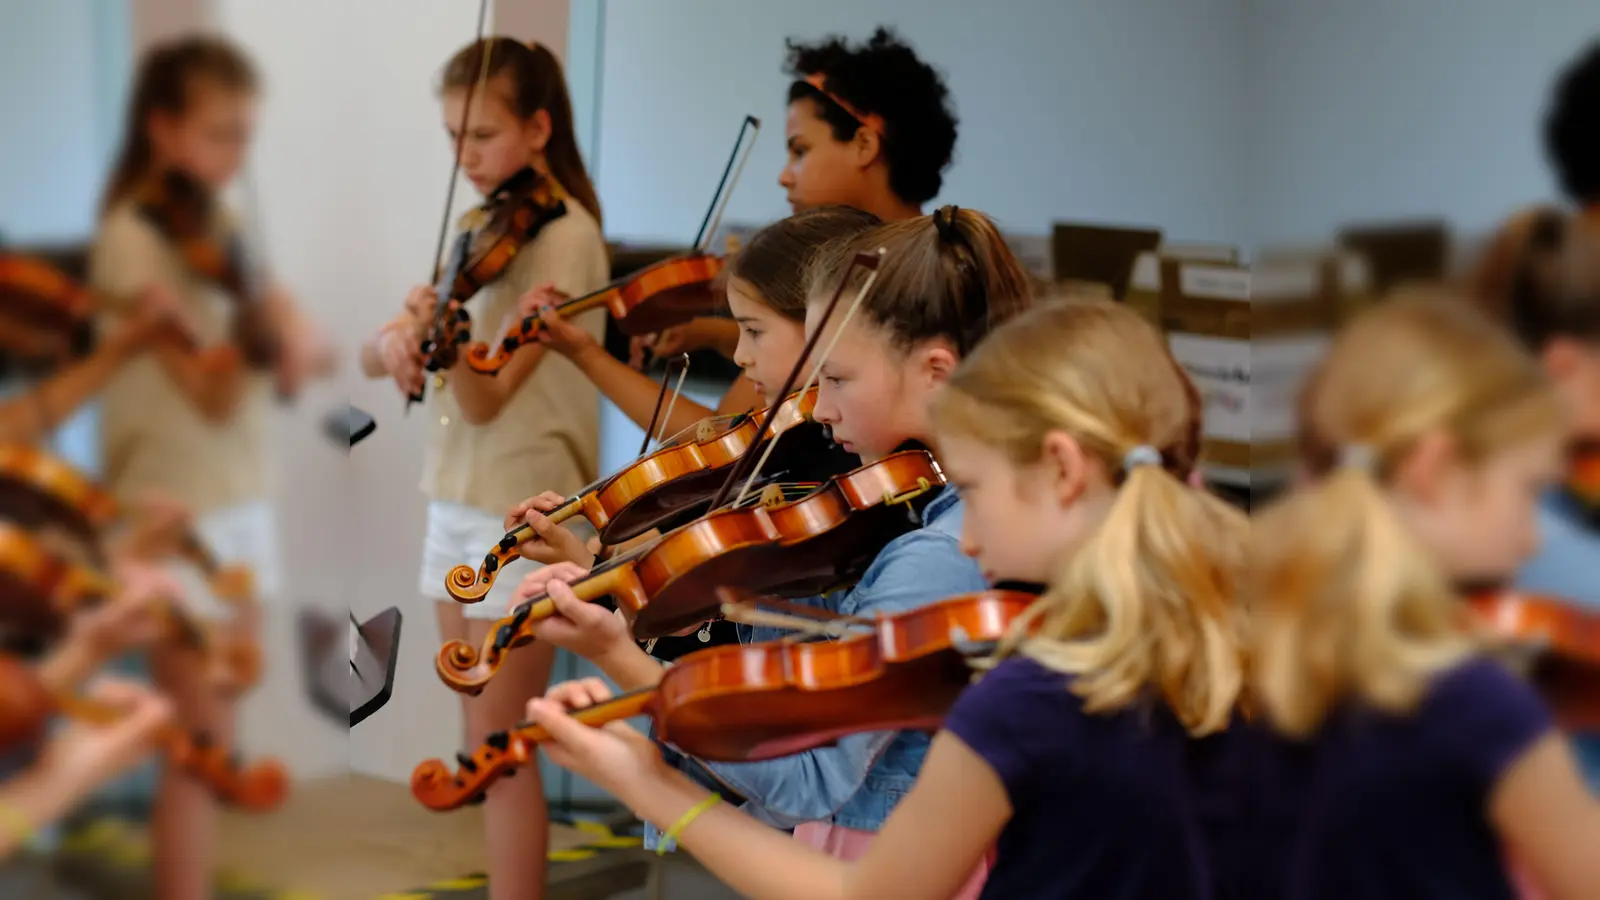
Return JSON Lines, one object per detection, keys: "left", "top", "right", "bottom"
{"left": 90, "top": 201, "right": 271, "bottom": 516}
{"left": 420, "top": 199, "right": 609, "bottom": 514}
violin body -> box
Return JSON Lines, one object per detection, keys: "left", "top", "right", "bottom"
{"left": 412, "top": 590, "right": 1036, "bottom": 811}
{"left": 1570, "top": 442, "right": 1599, "bottom": 520}
{"left": 0, "top": 444, "right": 119, "bottom": 543}
{"left": 445, "top": 387, "right": 854, "bottom": 602}
{"left": 1469, "top": 591, "right": 1600, "bottom": 667}
{"left": 0, "top": 255, "right": 97, "bottom": 366}
{"left": 462, "top": 251, "right": 725, "bottom": 375}
{"left": 0, "top": 521, "right": 110, "bottom": 634}
{"left": 435, "top": 450, "right": 945, "bottom": 694}
{"left": 135, "top": 171, "right": 280, "bottom": 369}
{"left": 419, "top": 168, "right": 567, "bottom": 375}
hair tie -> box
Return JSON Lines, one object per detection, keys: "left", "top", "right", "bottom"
{"left": 1122, "top": 445, "right": 1161, "bottom": 473}
{"left": 934, "top": 206, "right": 961, "bottom": 244}
{"left": 1339, "top": 443, "right": 1378, "bottom": 472}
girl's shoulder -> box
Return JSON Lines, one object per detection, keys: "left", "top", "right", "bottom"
{"left": 1407, "top": 655, "right": 1554, "bottom": 784}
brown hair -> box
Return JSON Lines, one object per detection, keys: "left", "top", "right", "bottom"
{"left": 807, "top": 205, "right": 1032, "bottom": 353}
{"left": 1469, "top": 205, "right": 1600, "bottom": 349}
{"left": 722, "top": 206, "right": 881, "bottom": 321}
{"left": 1253, "top": 296, "right": 1564, "bottom": 738}
{"left": 100, "top": 36, "right": 257, "bottom": 214}
{"left": 442, "top": 38, "right": 601, "bottom": 229}
{"left": 932, "top": 301, "right": 1243, "bottom": 736}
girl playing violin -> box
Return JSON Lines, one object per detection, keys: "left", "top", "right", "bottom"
{"left": 505, "top": 205, "right": 881, "bottom": 570}
{"left": 509, "top": 205, "right": 1028, "bottom": 896}
{"left": 89, "top": 35, "right": 328, "bottom": 900}
{"left": 520, "top": 299, "right": 1247, "bottom": 900}
{"left": 1470, "top": 207, "right": 1600, "bottom": 791}
{"left": 1249, "top": 296, "right": 1600, "bottom": 899}
{"left": 543, "top": 26, "right": 958, "bottom": 439}
{"left": 357, "top": 37, "right": 607, "bottom": 900}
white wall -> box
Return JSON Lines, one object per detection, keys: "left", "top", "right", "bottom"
{"left": 1246, "top": 0, "right": 1600, "bottom": 249}
{"left": 216, "top": 0, "right": 492, "bottom": 781}
{"left": 590, "top": 0, "right": 1249, "bottom": 247}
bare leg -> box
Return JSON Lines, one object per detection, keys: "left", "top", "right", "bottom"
{"left": 150, "top": 647, "right": 230, "bottom": 900}
{"left": 464, "top": 615, "right": 556, "bottom": 900}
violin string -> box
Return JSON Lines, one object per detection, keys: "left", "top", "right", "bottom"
{"left": 731, "top": 258, "right": 884, "bottom": 508}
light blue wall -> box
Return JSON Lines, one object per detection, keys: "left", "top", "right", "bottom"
{"left": 588, "top": 0, "right": 1249, "bottom": 246}
{"left": 1245, "top": 0, "right": 1600, "bottom": 248}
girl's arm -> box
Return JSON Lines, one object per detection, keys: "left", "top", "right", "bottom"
{"left": 0, "top": 328, "right": 144, "bottom": 443}
{"left": 543, "top": 322, "right": 716, "bottom": 436}
{"left": 443, "top": 334, "right": 551, "bottom": 425}
{"left": 527, "top": 695, "right": 1009, "bottom": 900}
{"left": 1491, "top": 732, "right": 1600, "bottom": 899}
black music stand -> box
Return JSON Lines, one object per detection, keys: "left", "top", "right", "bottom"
{"left": 325, "top": 404, "right": 377, "bottom": 449}
{"left": 298, "top": 607, "right": 402, "bottom": 727}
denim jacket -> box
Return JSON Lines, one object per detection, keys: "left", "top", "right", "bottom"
{"left": 1516, "top": 491, "right": 1600, "bottom": 789}
{"left": 648, "top": 487, "right": 986, "bottom": 849}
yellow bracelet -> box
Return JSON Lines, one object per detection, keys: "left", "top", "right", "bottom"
{"left": 657, "top": 792, "right": 720, "bottom": 856}
{"left": 0, "top": 800, "right": 35, "bottom": 848}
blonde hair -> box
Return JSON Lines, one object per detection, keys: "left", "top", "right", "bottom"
{"left": 1253, "top": 296, "right": 1565, "bottom": 738}
{"left": 932, "top": 300, "right": 1246, "bottom": 736}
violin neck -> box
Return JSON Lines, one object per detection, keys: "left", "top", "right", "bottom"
{"left": 510, "top": 687, "right": 656, "bottom": 744}
{"left": 555, "top": 284, "right": 615, "bottom": 319}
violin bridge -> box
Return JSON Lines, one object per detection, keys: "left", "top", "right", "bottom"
{"left": 882, "top": 477, "right": 934, "bottom": 510}
{"left": 759, "top": 483, "right": 786, "bottom": 508}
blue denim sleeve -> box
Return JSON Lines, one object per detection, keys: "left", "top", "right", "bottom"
{"left": 685, "top": 527, "right": 989, "bottom": 830}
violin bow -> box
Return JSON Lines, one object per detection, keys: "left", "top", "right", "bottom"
{"left": 692, "top": 116, "right": 761, "bottom": 257}
{"left": 704, "top": 248, "right": 886, "bottom": 514}
{"left": 407, "top": 0, "right": 492, "bottom": 412}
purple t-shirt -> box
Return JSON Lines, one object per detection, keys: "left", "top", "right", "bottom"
{"left": 1277, "top": 656, "right": 1554, "bottom": 900}
{"left": 942, "top": 656, "right": 1215, "bottom": 900}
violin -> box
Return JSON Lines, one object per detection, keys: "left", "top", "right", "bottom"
{"left": 461, "top": 115, "right": 762, "bottom": 376}
{"left": 0, "top": 654, "right": 287, "bottom": 811}
{"left": 435, "top": 449, "right": 945, "bottom": 695}
{"left": 0, "top": 255, "right": 97, "bottom": 364}
{"left": 1570, "top": 441, "right": 1599, "bottom": 517}
{"left": 413, "top": 589, "right": 1036, "bottom": 810}
{"left": 0, "top": 443, "right": 120, "bottom": 543}
{"left": 135, "top": 170, "right": 279, "bottom": 369}
{"left": 1467, "top": 591, "right": 1600, "bottom": 668}
{"left": 445, "top": 385, "right": 851, "bottom": 602}
{"left": 413, "top": 166, "right": 568, "bottom": 385}
{"left": 0, "top": 521, "right": 260, "bottom": 692}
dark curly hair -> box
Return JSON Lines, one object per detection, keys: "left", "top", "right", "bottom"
{"left": 783, "top": 27, "right": 958, "bottom": 206}
{"left": 1545, "top": 39, "right": 1600, "bottom": 205}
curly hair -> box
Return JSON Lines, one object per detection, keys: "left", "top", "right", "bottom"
{"left": 1545, "top": 39, "right": 1600, "bottom": 204}
{"left": 783, "top": 27, "right": 958, "bottom": 206}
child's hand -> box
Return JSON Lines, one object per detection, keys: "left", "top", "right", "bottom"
{"left": 35, "top": 679, "right": 173, "bottom": 799}
{"left": 403, "top": 284, "right": 437, "bottom": 322}
{"left": 43, "top": 560, "right": 181, "bottom": 693}
{"left": 524, "top": 680, "right": 664, "bottom": 796}
{"left": 511, "top": 564, "right": 632, "bottom": 663}
{"left": 377, "top": 319, "right": 425, "bottom": 397}
{"left": 504, "top": 492, "right": 596, "bottom": 567}
{"left": 518, "top": 283, "right": 598, "bottom": 358}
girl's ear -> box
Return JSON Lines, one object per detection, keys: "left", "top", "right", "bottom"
{"left": 1038, "top": 430, "right": 1090, "bottom": 506}
{"left": 1391, "top": 429, "right": 1459, "bottom": 504}
{"left": 920, "top": 339, "right": 960, "bottom": 389}
{"left": 526, "top": 108, "right": 553, "bottom": 155}
{"left": 849, "top": 126, "right": 881, "bottom": 171}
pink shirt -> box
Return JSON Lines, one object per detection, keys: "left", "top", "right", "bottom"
{"left": 792, "top": 822, "right": 993, "bottom": 900}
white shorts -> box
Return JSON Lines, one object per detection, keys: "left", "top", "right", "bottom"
{"left": 164, "top": 500, "right": 282, "bottom": 623}
{"left": 418, "top": 500, "right": 539, "bottom": 621}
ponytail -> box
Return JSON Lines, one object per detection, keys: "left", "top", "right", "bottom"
{"left": 1250, "top": 466, "right": 1468, "bottom": 738}
{"left": 1250, "top": 296, "right": 1563, "bottom": 737}
{"left": 933, "top": 300, "right": 1246, "bottom": 737}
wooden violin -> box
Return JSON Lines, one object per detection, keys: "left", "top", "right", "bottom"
{"left": 445, "top": 385, "right": 852, "bottom": 602}
{"left": 0, "top": 521, "right": 260, "bottom": 693}
{"left": 435, "top": 449, "right": 944, "bottom": 695}
{"left": 413, "top": 166, "right": 568, "bottom": 385}
{"left": 0, "top": 443, "right": 120, "bottom": 544}
{"left": 0, "top": 654, "right": 287, "bottom": 811}
{"left": 0, "top": 255, "right": 97, "bottom": 365}
{"left": 135, "top": 169, "right": 279, "bottom": 369}
{"left": 462, "top": 115, "right": 762, "bottom": 375}
{"left": 1569, "top": 441, "right": 1599, "bottom": 516}
{"left": 1467, "top": 591, "right": 1600, "bottom": 668}
{"left": 414, "top": 589, "right": 1036, "bottom": 810}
